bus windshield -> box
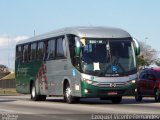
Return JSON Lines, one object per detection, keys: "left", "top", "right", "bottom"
{"left": 80, "top": 38, "right": 136, "bottom": 76}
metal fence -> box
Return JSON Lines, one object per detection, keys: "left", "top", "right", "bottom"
{"left": 0, "top": 79, "right": 16, "bottom": 89}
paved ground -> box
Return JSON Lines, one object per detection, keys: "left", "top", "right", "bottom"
{"left": 0, "top": 95, "right": 160, "bottom": 120}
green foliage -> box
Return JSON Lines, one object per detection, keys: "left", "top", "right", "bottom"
{"left": 155, "top": 59, "right": 160, "bottom": 66}
{"left": 137, "top": 41, "right": 158, "bottom": 68}
{"left": 137, "top": 56, "right": 149, "bottom": 68}
{"left": 0, "top": 64, "right": 9, "bottom": 72}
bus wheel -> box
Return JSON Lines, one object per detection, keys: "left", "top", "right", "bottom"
{"left": 31, "top": 83, "right": 40, "bottom": 101}
{"left": 154, "top": 89, "right": 160, "bottom": 102}
{"left": 111, "top": 97, "right": 122, "bottom": 104}
{"left": 64, "top": 82, "right": 79, "bottom": 104}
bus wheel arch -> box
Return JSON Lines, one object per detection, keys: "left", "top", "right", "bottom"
{"left": 63, "top": 79, "right": 69, "bottom": 95}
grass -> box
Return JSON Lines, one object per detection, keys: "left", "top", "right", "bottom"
{"left": 0, "top": 88, "right": 19, "bottom": 95}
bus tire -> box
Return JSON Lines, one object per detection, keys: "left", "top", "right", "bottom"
{"left": 31, "top": 82, "right": 42, "bottom": 101}
{"left": 64, "top": 82, "right": 79, "bottom": 104}
{"left": 154, "top": 89, "right": 160, "bottom": 102}
{"left": 111, "top": 97, "right": 122, "bottom": 104}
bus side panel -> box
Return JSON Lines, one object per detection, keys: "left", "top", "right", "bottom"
{"left": 71, "top": 69, "right": 82, "bottom": 97}
{"left": 15, "top": 61, "right": 43, "bottom": 94}
{"left": 45, "top": 59, "right": 82, "bottom": 97}
{"left": 46, "top": 59, "right": 72, "bottom": 96}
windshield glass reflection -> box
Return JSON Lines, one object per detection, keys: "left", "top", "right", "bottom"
{"left": 81, "top": 38, "right": 136, "bottom": 76}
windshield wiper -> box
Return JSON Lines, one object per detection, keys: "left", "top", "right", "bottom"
{"left": 97, "top": 71, "right": 105, "bottom": 77}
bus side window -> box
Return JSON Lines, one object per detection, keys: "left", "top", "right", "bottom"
{"left": 23, "top": 44, "right": 29, "bottom": 63}
{"left": 30, "top": 42, "right": 37, "bottom": 61}
{"left": 28, "top": 44, "right": 31, "bottom": 61}
{"left": 37, "top": 41, "right": 44, "bottom": 60}
{"left": 63, "top": 37, "right": 67, "bottom": 58}
{"left": 67, "top": 34, "right": 76, "bottom": 66}
{"left": 16, "top": 45, "right": 22, "bottom": 63}
{"left": 47, "top": 39, "right": 56, "bottom": 60}
{"left": 44, "top": 40, "right": 48, "bottom": 60}
{"left": 56, "top": 37, "right": 66, "bottom": 59}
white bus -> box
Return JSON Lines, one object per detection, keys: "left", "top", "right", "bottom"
{"left": 15, "top": 26, "right": 140, "bottom": 103}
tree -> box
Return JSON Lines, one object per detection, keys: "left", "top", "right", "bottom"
{"left": 155, "top": 59, "right": 160, "bottom": 66}
{"left": 0, "top": 64, "right": 10, "bottom": 79}
{"left": 0, "top": 64, "right": 9, "bottom": 73}
{"left": 137, "top": 41, "right": 158, "bottom": 68}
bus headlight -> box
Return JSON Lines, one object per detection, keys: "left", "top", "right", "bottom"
{"left": 82, "top": 78, "right": 93, "bottom": 84}
{"left": 86, "top": 79, "right": 93, "bottom": 84}
{"left": 82, "top": 78, "right": 99, "bottom": 86}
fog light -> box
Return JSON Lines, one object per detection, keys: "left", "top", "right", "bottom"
{"left": 84, "top": 89, "right": 88, "bottom": 93}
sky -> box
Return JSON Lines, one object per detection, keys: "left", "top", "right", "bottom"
{"left": 0, "top": 0, "right": 160, "bottom": 70}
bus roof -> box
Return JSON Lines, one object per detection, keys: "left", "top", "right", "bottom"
{"left": 17, "top": 26, "right": 131, "bottom": 45}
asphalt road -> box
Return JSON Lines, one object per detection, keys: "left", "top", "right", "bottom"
{"left": 0, "top": 95, "right": 160, "bottom": 120}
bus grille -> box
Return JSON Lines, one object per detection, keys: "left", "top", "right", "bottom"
{"left": 93, "top": 82, "right": 126, "bottom": 88}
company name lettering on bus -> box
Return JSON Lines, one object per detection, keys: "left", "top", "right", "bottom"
{"left": 17, "top": 67, "right": 29, "bottom": 75}
{"left": 48, "top": 82, "right": 55, "bottom": 87}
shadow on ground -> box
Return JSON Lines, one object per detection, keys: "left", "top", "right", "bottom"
{"left": 0, "top": 99, "right": 16, "bottom": 102}
{"left": 45, "top": 97, "right": 157, "bottom": 105}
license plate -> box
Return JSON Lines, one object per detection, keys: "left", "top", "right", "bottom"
{"left": 107, "top": 91, "right": 118, "bottom": 95}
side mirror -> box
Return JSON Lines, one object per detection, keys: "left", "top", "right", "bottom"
{"left": 75, "top": 37, "right": 81, "bottom": 57}
{"left": 133, "top": 38, "right": 140, "bottom": 56}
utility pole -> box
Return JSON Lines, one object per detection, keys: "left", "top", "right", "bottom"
{"left": 7, "top": 36, "right": 10, "bottom": 71}
{"left": 34, "top": 30, "right": 36, "bottom": 37}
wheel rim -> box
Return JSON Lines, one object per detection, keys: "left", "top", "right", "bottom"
{"left": 32, "top": 86, "right": 36, "bottom": 98}
{"left": 65, "top": 86, "right": 71, "bottom": 100}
